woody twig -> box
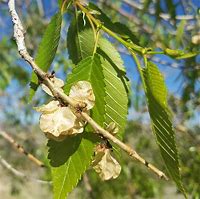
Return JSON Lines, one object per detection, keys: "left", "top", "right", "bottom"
{"left": 0, "top": 131, "right": 45, "bottom": 167}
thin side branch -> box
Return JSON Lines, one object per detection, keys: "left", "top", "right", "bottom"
{"left": 0, "top": 130, "right": 45, "bottom": 167}
{"left": 0, "top": 155, "right": 51, "bottom": 185}
{"left": 8, "top": 0, "right": 168, "bottom": 180}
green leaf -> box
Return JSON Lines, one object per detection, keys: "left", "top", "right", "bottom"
{"left": 112, "top": 22, "right": 139, "bottom": 45}
{"left": 97, "top": 38, "right": 129, "bottom": 138}
{"left": 58, "top": 0, "right": 62, "bottom": 8}
{"left": 176, "top": 52, "right": 199, "bottom": 59}
{"left": 142, "top": 0, "right": 151, "bottom": 13}
{"left": 50, "top": 51, "right": 129, "bottom": 198}
{"left": 67, "top": 19, "right": 129, "bottom": 137}
{"left": 29, "top": 12, "right": 62, "bottom": 101}
{"left": 142, "top": 62, "right": 186, "bottom": 197}
{"left": 0, "top": 69, "right": 10, "bottom": 90}
{"left": 67, "top": 28, "right": 129, "bottom": 137}
{"left": 98, "top": 37, "right": 126, "bottom": 72}
{"left": 164, "top": 48, "right": 199, "bottom": 59}
{"left": 164, "top": 48, "right": 184, "bottom": 57}
{"left": 64, "top": 55, "right": 106, "bottom": 126}
{"left": 49, "top": 55, "right": 105, "bottom": 199}
{"left": 154, "top": 0, "right": 162, "bottom": 21}
{"left": 48, "top": 134, "right": 94, "bottom": 199}
{"left": 67, "top": 14, "right": 95, "bottom": 64}
{"left": 102, "top": 58, "right": 129, "bottom": 139}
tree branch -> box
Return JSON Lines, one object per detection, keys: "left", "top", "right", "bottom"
{"left": 8, "top": 0, "right": 168, "bottom": 180}
{"left": 0, "top": 155, "right": 51, "bottom": 185}
{"left": 0, "top": 130, "right": 45, "bottom": 167}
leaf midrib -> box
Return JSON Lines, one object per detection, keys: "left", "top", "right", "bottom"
{"left": 58, "top": 158, "right": 71, "bottom": 199}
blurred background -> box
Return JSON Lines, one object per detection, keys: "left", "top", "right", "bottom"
{"left": 0, "top": 0, "right": 199, "bottom": 198}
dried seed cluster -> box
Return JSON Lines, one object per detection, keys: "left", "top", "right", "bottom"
{"left": 92, "top": 144, "right": 121, "bottom": 180}
{"left": 34, "top": 77, "right": 95, "bottom": 141}
{"left": 35, "top": 77, "right": 121, "bottom": 180}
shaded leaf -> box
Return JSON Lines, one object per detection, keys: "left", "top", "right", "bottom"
{"left": 29, "top": 12, "right": 62, "bottom": 101}
{"left": 166, "top": 0, "right": 176, "bottom": 22}
{"left": 142, "top": 62, "right": 186, "bottom": 197}
{"left": 48, "top": 135, "right": 82, "bottom": 167}
{"left": 49, "top": 134, "right": 94, "bottom": 199}
{"left": 142, "top": 0, "right": 151, "bottom": 13}
{"left": 155, "top": 0, "right": 162, "bottom": 21}
{"left": 112, "top": 22, "right": 140, "bottom": 45}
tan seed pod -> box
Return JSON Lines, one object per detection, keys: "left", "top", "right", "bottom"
{"left": 39, "top": 106, "right": 76, "bottom": 137}
{"left": 34, "top": 100, "right": 59, "bottom": 114}
{"left": 69, "top": 81, "right": 95, "bottom": 110}
{"left": 106, "top": 122, "right": 119, "bottom": 135}
{"left": 93, "top": 148, "right": 121, "bottom": 181}
{"left": 42, "top": 77, "right": 64, "bottom": 96}
{"left": 34, "top": 80, "right": 96, "bottom": 141}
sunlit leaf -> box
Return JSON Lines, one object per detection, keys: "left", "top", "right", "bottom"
{"left": 67, "top": 14, "right": 95, "bottom": 64}
{"left": 64, "top": 55, "right": 106, "bottom": 125}
{"left": 98, "top": 37, "right": 126, "bottom": 72}
{"left": 142, "top": 62, "right": 186, "bottom": 198}
{"left": 176, "top": 52, "right": 199, "bottom": 59}
{"left": 29, "top": 12, "right": 62, "bottom": 101}
{"left": 97, "top": 38, "right": 129, "bottom": 138}
{"left": 67, "top": 15, "right": 129, "bottom": 138}
{"left": 165, "top": 48, "right": 199, "bottom": 59}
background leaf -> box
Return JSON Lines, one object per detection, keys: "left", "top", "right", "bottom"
{"left": 175, "top": 20, "right": 186, "bottom": 48}
{"left": 29, "top": 12, "right": 62, "bottom": 101}
{"left": 142, "top": 62, "right": 186, "bottom": 197}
